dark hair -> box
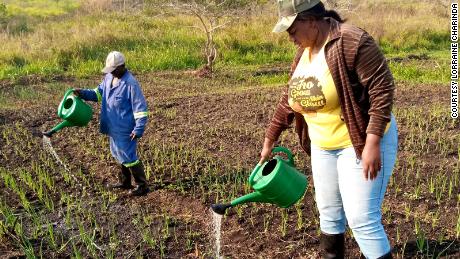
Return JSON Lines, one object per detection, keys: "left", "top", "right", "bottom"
{"left": 296, "top": 2, "right": 346, "bottom": 23}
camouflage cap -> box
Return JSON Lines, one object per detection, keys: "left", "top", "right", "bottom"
{"left": 272, "top": 0, "right": 321, "bottom": 33}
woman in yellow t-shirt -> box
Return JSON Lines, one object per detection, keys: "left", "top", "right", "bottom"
{"left": 260, "top": 1, "right": 397, "bottom": 259}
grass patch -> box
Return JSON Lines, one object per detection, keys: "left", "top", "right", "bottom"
{"left": 389, "top": 60, "right": 449, "bottom": 84}
{"left": 3, "top": 0, "right": 80, "bottom": 18}
{"left": 0, "top": 0, "right": 450, "bottom": 85}
{"left": 380, "top": 30, "right": 450, "bottom": 55}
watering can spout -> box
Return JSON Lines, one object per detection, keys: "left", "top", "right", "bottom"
{"left": 43, "top": 120, "right": 73, "bottom": 137}
{"left": 210, "top": 203, "right": 232, "bottom": 215}
{"left": 210, "top": 192, "right": 268, "bottom": 215}
{"left": 230, "top": 191, "right": 269, "bottom": 207}
{"left": 42, "top": 129, "right": 56, "bottom": 138}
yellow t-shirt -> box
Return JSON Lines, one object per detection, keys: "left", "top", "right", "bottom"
{"left": 288, "top": 44, "right": 353, "bottom": 150}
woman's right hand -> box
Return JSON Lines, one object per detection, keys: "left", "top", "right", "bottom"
{"left": 259, "top": 138, "right": 275, "bottom": 165}
{"left": 73, "top": 88, "right": 82, "bottom": 97}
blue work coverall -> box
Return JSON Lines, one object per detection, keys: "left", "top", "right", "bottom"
{"left": 79, "top": 71, "right": 148, "bottom": 166}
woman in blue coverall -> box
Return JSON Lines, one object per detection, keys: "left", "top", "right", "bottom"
{"left": 75, "top": 51, "right": 149, "bottom": 196}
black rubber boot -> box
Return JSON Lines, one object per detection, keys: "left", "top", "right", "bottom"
{"left": 108, "top": 165, "right": 133, "bottom": 189}
{"left": 129, "top": 161, "right": 150, "bottom": 196}
{"left": 376, "top": 251, "right": 393, "bottom": 259}
{"left": 320, "top": 232, "right": 345, "bottom": 259}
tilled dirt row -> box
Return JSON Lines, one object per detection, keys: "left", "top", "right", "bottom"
{"left": 0, "top": 73, "right": 459, "bottom": 258}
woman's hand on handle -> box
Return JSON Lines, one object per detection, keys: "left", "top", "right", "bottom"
{"left": 259, "top": 138, "right": 275, "bottom": 165}
{"left": 361, "top": 133, "right": 381, "bottom": 181}
{"left": 73, "top": 88, "right": 82, "bottom": 97}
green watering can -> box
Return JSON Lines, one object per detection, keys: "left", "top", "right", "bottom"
{"left": 211, "top": 146, "right": 308, "bottom": 215}
{"left": 43, "top": 89, "right": 93, "bottom": 137}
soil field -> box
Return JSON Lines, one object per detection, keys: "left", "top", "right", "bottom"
{"left": 0, "top": 69, "right": 459, "bottom": 258}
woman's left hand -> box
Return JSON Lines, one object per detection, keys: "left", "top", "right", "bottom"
{"left": 130, "top": 132, "right": 138, "bottom": 141}
{"left": 361, "top": 134, "right": 381, "bottom": 181}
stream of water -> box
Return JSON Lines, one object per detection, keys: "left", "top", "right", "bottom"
{"left": 42, "top": 136, "right": 83, "bottom": 189}
{"left": 42, "top": 136, "right": 69, "bottom": 172}
{"left": 211, "top": 209, "right": 223, "bottom": 259}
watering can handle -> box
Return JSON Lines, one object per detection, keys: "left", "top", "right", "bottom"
{"left": 248, "top": 146, "right": 294, "bottom": 185}
{"left": 63, "top": 88, "right": 76, "bottom": 100}
{"left": 248, "top": 164, "right": 262, "bottom": 186}
{"left": 272, "top": 146, "right": 295, "bottom": 167}
{"left": 58, "top": 89, "right": 77, "bottom": 117}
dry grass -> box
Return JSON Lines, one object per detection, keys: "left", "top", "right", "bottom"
{"left": 345, "top": 0, "right": 448, "bottom": 45}
{"left": 80, "top": 0, "right": 113, "bottom": 12}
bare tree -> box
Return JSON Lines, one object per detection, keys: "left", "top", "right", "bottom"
{"left": 150, "top": 0, "right": 260, "bottom": 77}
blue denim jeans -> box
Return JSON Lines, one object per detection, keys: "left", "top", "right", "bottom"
{"left": 311, "top": 115, "right": 398, "bottom": 259}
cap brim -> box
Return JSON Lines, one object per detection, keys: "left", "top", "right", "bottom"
{"left": 272, "top": 14, "right": 297, "bottom": 33}
{"left": 102, "top": 66, "right": 116, "bottom": 74}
